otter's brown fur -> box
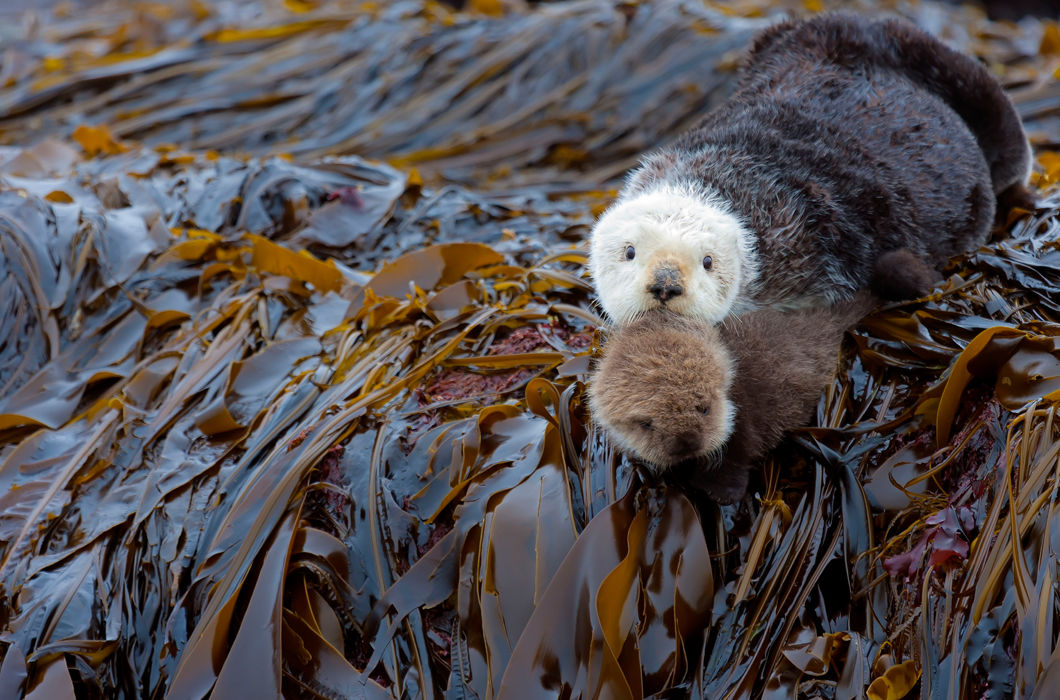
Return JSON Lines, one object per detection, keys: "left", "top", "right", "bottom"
{"left": 590, "top": 298, "right": 873, "bottom": 502}
{"left": 623, "top": 13, "right": 1032, "bottom": 309}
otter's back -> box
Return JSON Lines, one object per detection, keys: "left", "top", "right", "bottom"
{"left": 719, "top": 300, "right": 866, "bottom": 464}
{"left": 628, "top": 14, "right": 1015, "bottom": 310}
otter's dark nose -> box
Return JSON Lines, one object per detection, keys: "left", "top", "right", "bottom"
{"left": 648, "top": 268, "right": 684, "bottom": 302}
{"left": 669, "top": 430, "right": 702, "bottom": 458}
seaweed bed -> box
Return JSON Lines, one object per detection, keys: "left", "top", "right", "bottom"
{"left": 1, "top": 0, "right": 1060, "bottom": 698}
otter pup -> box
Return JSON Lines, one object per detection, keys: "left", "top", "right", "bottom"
{"left": 588, "top": 298, "right": 872, "bottom": 502}
{"left": 588, "top": 312, "right": 737, "bottom": 470}
{"left": 588, "top": 13, "right": 1031, "bottom": 325}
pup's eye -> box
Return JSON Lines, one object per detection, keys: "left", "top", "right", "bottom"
{"left": 625, "top": 245, "right": 636, "bottom": 261}
{"left": 698, "top": 405, "right": 710, "bottom": 416}
{"left": 702, "top": 255, "right": 713, "bottom": 271}
{"left": 637, "top": 419, "right": 653, "bottom": 430}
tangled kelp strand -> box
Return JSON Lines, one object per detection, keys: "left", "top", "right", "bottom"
{"left": 3, "top": 0, "right": 1058, "bottom": 187}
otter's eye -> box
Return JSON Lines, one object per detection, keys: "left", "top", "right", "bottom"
{"left": 702, "top": 255, "right": 713, "bottom": 271}
{"left": 637, "top": 419, "right": 653, "bottom": 430}
{"left": 698, "top": 405, "right": 711, "bottom": 416}
{"left": 624, "top": 245, "right": 636, "bottom": 261}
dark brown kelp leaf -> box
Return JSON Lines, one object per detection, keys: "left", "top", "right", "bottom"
{"left": 23, "top": 657, "right": 75, "bottom": 700}
{"left": 497, "top": 485, "right": 712, "bottom": 698}
{"left": 0, "top": 643, "right": 28, "bottom": 698}
{"left": 281, "top": 610, "right": 390, "bottom": 700}
{"left": 168, "top": 511, "right": 297, "bottom": 699}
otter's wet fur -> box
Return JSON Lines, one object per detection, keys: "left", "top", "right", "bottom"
{"left": 589, "top": 298, "right": 873, "bottom": 502}
{"left": 589, "top": 13, "right": 1031, "bottom": 326}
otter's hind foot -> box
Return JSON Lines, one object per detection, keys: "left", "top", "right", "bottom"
{"left": 871, "top": 248, "right": 940, "bottom": 300}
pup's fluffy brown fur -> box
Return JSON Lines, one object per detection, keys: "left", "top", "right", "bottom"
{"left": 590, "top": 298, "right": 872, "bottom": 502}
{"left": 587, "top": 313, "right": 735, "bottom": 471}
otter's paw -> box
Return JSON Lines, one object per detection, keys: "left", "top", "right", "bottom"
{"left": 871, "top": 248, "right": 940, "bottom": 300}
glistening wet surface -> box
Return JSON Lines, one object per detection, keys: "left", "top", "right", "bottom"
{"left": 1, "top": 0, "right": 1060, "bottom": 697}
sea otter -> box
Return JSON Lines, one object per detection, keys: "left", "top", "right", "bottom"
{"left": 588, "top": 13, "right": 1032, "bottom": 325}
{"left": 588, "top": 297, "right": 872, "bottom": 502}
{"left": 588, "top": 311, "right": 736, "bottom": 470}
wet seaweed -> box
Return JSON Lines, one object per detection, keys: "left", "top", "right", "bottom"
{"left": 1, "top": 0, "right": 1059, "bottom": 698}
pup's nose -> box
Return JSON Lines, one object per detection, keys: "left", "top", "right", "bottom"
{"left": 648, "top": 267, "right": 684, "bottom": 302}
{"left": 669, "top": 430, "right": 702, "bottom": 458}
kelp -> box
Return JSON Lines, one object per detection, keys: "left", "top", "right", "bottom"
{"left": 1, "top": 0, "right": 1060, "bottom": 699}
{"left": 2, "top": 0, "right": 1059, "bottom": 185}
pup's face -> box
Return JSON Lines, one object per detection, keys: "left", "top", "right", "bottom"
{"left": 588, "top": 312, "right": 735, "bottom": 470}
{"left": 588, "top": 187, "right": 750, "bottom": 325}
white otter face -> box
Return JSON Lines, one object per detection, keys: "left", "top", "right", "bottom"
{"left": 588, "top": 186, "right": 753, "bottom": 325}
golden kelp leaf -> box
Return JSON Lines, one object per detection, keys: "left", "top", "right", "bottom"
{"left": 1040, "top": 23, "right": 1060, "bottom": 55}
{"left": 528, "top": 268, "right": 593, "bottom": 293}
{"left": 194, "top": 397, "right": 243, "bottom": 435}
{"left": 121, "top": 355, "right": 180, "bottom": 408}
{"left": 468, "top": 0, "right": 508, "bottom": 16}
{"left": 598, "top": 508, "right": 649, "bottom": 661}
{"left": 43, "top": 191, "right": 73, "bottom": 203}
{"left": 426, "top": 280, "right": 480, "bottom": 321}
{"left": 934, "top": 326, "right": 1023, "bottom": 446}
{"left": 71, "top": 125, "right": 127, "bottom": 156}
{"left": 168, "top": 514, "right": 297, "bottom": 699}
{"left": 210, "top": 513, "right": 295, "bottom": 699}
{"left": 85, "top": 47, "right": 166, "bottom": 69}
{"left": 281, "top": 611, "right": 390, "bottom": 698}
{"left": 866, "top": 660, "right": 920, "bottom": 700}
{"left": 283, "top": 0, "right": 317, "bottom": 12}
{"left": 0, "top": 413, "right": 48, "bottom": 431}
{"left": 443, "top": 352, "right": 564, "bottom": 370}
{"left": 207, "top": 20, "right": 346, "bottom": 43}
{"left": 366, "top": 243, "right": 504, "bottom": 299}
{"left": 0, "top": 644, "right": 28, "bottom": 698}
{"left": 208, "top": 336, "right": 323, "bottom": 430}
{"left": 247, "top": 234, "right": 344, "bottom": 293}
{"left": 496, "top": 489, "right": 640, "bottom": 700}
{"left": 6, "top": 139, "right": 80, "bottom": 176}
{"left": 144, "top": 309, "right": 191, "bottom": 335}
{"left": 158, "top": 239, "right": 219, "bottom": 263}
{"left": 171, "top": 227, "right": 222, "bottom": 240}
{"left": 25, "top": 639, "right": 119, "bottom": 667}
{"left": 1038, "top": 152, "right": 1060, "bottom": 186}
{"left": 479, "top": 441, "right": 581, "bottom": 692}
